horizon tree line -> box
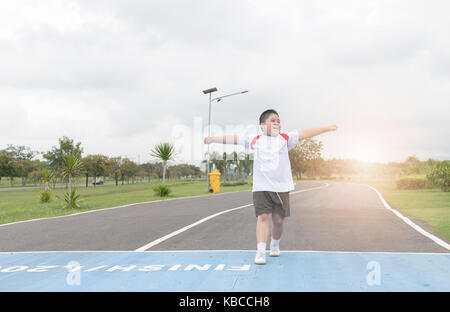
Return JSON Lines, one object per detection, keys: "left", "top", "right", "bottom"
{"left": 0, "top": 137, "right": 203, "bottom": 188}
{"left": 0, "top": 136, "right": 448, "bottom": 191}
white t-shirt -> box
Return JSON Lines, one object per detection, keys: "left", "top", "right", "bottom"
{"left": 238, "top": 130, "right": 299, "bottom": 192}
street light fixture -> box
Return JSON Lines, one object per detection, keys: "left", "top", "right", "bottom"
{"left": 202, "top": 87, "right": 248, "bottom": 192}
{"left": 202, "top": 87, "right": 218, "bottom": 94}
{"left": 212, "top": 90, "right": 248, "bottom": 102}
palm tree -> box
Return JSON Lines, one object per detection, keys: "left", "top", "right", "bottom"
{"left": 41, "top": 168, "right": 53, "bottom": 192}
{"left": 235, "top": 152, "right": 246, "bottom": 181}
{"left": 241, "top": 152, "right": 253, "bottom": 179}
{"left": 207, "top": 151, "right": 225, "bottom": 174}
{"left": 60, "top": 153, "right": 84, "bottom": 208}
{"left": 150, "top": 142, "right": 176, "bottom": 184}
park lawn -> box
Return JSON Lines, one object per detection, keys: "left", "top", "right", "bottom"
{"left": 0, "top": 180, "right": 252, "bottom": 225}
{"left": 0, "top": 176, "right": 117, "bottom": 188}
{"left": 354, "top": 179, "right": 450, "bottom": 242}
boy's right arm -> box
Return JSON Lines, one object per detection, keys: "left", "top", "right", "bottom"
{"left": 204, "top": 135, "right": 239, "bottom": 145}
{"left": 298, "top": 125, "right": 338, "bottom": 140}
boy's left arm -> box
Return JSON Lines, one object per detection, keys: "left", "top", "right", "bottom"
{"left": 298, "top": 124, "right": 338, "bottom": 140}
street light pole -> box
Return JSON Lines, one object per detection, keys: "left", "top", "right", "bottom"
{"left": 203, "top": 87, "right": 217, "bottom": 192}
{"left": 207, "top": 91, "right": 212, "bottom": 192}
{"left": 202, "top": 88, "right": 248, "bottom": 192}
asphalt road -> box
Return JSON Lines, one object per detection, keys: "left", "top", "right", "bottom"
{"left": 0, "top": 181, "right": 448, "bottom": 253}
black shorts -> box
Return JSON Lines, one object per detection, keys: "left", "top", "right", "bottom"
{"left": 253, "top": 191, "right": 290, "bottom": 218}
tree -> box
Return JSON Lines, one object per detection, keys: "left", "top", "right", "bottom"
{"left": 140, "top": 162, "right": 155, "bottom": 182}
{"left": 225, "top": 152, "right": 239, "bottom": 182}
{"left": 82, "top": 154, "right": 108, "bottom": 187}
{"left": 1, "top": 145, "right": 39, "bottom": 186}
{"left": 120, "top": 158, "right": 140, "bottom": 184}
{"left": 43, "top": 136, "right": 83, "bottom": 171}
{"left": 166, "top": 163, "right": 202, "bottom": 179}
{"left": 2, "top": 145, "right": 37, "bottom": 161}
{"left": 424, "top": 158, "right": 439, "bottom": 176}
{"left": 140, "top": 162, "right": 173, "bottom": 182}
{"left": 402, "top": 156, "right": 422, "bottom": 175}
{"left": 233, "top": 152, "right": 247, "bottom": 181}
{"left": 150, "top": 143, "right": 176, "bottom": 184}
{"left": 427, "top": 160, "right": 449, "bottom": 192}
{"left": 60, "top": 153, "right": 84, "bottom": 208}
{"left": 210, "top": 152, "right": 226, "bottom": 175}
{"left": 41, "top": 169, "right": 54, "bottom": 192}
{"left": 289, "top": 138, "right": 323, "bottom": 179}
{"left": 0, "top": 152, "right": 14, "bottom": 185}
{"left": 151, "top": 162, "right": 164, "bottom": 180}
{"left": 240, "top": 152, "right": 253, "bottom": 179}
{"left": 15, "top": 159, "right": 41, "bottom": 186}
{"left": 107, "top": 157, "right": 123, "bottom": 186}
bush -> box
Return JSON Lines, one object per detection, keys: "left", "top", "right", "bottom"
{"left": 427, "top": 161, "right": 450, "bottom": 192}
{"left": 319, "top": 176, "right": 336, "bottom": 180}
{"left": 154, "top": 184, "right": 171, "bottom": 197}
{"left": 396, "top": 177, "right": 428, "bottom": 190}
{"left": 39, "top": 190, "right": 52, "bottom": 203}
{"left": 63, "top": 189, "right": 82, "bottom": 209}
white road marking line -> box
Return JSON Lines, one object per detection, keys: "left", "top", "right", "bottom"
{"left": 134, "top": 183, "right": 330, "bottom": 252}
{"left": 1, "top": 250, "right": 447, "bottom": 255}
{"left": 291, "top": 183, "right": 329, "bottom": 194}
{"left": 134, "top": 204, "right": 253, "bottom": 252}
{"left": 0, "top": 189, "right": 252, "bottom": 228}
{"left": 365, "top": 184, "right": 450, "bottom": 251}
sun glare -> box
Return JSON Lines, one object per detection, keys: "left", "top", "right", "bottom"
{"left": 349, "top": 143, "right": 385, "bottom": 163}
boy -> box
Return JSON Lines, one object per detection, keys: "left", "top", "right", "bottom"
{"left": 203, "top": 109, "right": 338, "bottom": 264}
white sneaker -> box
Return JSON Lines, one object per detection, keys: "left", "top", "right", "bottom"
{"left": 254, "top": 251, "right": 266, "bottom": 265}
{"left": 269, "top": 244, "right": 280, "bottom": 257}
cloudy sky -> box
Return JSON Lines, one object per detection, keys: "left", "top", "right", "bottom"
{"left": 0, "top": 0, "right": 449, "bottom": 165}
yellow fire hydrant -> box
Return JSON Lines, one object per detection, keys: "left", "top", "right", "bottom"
{"left": 208, "top": 169, "right": 221, "bottom": 193}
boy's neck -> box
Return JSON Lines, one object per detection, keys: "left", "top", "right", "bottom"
{"left": 262, "top": 132, "right": 279, "bottom": 137}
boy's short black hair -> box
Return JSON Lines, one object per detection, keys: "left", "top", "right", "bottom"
{"left": 259, "top": 109, "right": 279, "bottom": 124}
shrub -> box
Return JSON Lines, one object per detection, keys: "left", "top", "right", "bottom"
{"left": 319, "top": 176, "right": 336, "bottom": 180}
{"left": 427, "top": 161, "right": 450, "bottom": 192}
{"left": 63, "top": 189, "right": 81, "bottom": 209}
{"left": 396, "top": 176, "right": 427, "bottom": 190}
{"left": 39, "top": 190, "right": 52, "bottom": 203}
{"left": 153, "top": 184, "right": 171, "bottom": 197}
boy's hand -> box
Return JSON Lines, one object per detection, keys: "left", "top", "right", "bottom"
{"left": 328, "top": 124, "right": 338, "bottom": 131}
{"left": 203, "top": 137, "right": 214, "bottom": 144}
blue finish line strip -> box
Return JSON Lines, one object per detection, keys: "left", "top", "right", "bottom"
{"left": 0, "top": 251, "right": 449, "bottom": 292}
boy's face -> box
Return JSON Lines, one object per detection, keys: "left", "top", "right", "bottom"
{"left": 260, "top": 113, "right": 281, "bottom": 136}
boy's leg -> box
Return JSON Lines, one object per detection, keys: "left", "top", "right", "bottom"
{"left": 270, "top": 212, "right": 283, "bottom": 257}
{"left": 270, "top": 191, "right": 289, "bottom": 242}
{"left": 253, "top": 191, "right": 276, "bottom": 264}
{"left": 270, "top": 192, "right": 288, "bottom": 256}
{"left": 253, "top": 191, "right": 273, "bottom": 249}
{"left": 255, "top": 213, "right": 271, "bottom": 264}
{"left": 271, "top": 212, "right": 284, "bottom": 240}
{"left": 256, "top": 213, "right": 271, "bottom": 246}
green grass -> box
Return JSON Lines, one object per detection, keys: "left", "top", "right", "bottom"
{"left": 350, "top": 178, "right": 450, "bottom": 242}
{"left": 0, "top": 179, "right": 252, "bottom": 225}
{"left": 0, "top": 176, "right": 118, "bottom": 188}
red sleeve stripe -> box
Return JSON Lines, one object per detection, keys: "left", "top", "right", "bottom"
{"left": 250, "top": 135, "right": 261, "bottom": 149}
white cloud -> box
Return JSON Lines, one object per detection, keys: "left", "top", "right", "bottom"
{"left": 0, "top": 0, "right": 449, "bottom": 163}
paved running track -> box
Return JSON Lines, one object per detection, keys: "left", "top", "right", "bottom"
{"left": 0, "top": 181, "right": 449, "bottom": 291}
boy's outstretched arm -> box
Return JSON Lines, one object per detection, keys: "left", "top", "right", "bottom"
{"left": 298, "top": 124, "right": 338, "bottom": 140}
{"left": 204, "top": 135, "right": 238, "bottom": 145}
